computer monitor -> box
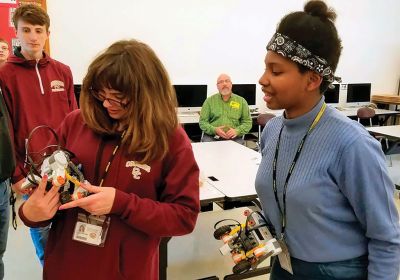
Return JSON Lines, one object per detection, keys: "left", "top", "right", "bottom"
{"left": 346, "top": 83, "right": 371, "bottom": 106}
{"left": 74, "top": 84, "right": 81, "bottom": 107}
{"left": 231, "top": 84, "right": 257, "bottom": 109}
{"left": 323, "top": 84, "right": 339, "bottom": 105}
{"left": 174, "top": 85, "right": 207, "bottom": 113}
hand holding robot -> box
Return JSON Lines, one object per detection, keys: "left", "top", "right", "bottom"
{"left": 22, "top": 149, "right": 89, "bottom": 204}
{"left": 21, "top": 125, "right": 89, "bottom": 205}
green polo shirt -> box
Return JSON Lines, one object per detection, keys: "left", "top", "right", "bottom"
{"left": 199, "top": 93, "right": 252, "bottom": 136}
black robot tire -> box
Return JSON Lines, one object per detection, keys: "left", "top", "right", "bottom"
{"left": 213, "top": 225, "right": 232, "bottom": 240}
{"left": 232, "top": 260, "right": 251, "bottom": 274}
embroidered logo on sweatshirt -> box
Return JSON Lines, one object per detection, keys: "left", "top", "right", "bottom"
{"left": 51, "top": 80, "right": 65, "bottom": 92}
{"left": 126, "top": 161, "right": 151, "bottom": 180}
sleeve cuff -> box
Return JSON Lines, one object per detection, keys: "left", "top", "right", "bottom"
{"left": 110, "top": 189, "right": 131, "bottom": 215}
{"left": 18, "top": 202, "right": 51, "bottom": 228}
{"left": 12, "top": 166, "right": 25, "bottom": 184}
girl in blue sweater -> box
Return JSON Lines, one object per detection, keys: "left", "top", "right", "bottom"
{"left": 256, "top": 1, "right": 400, "bottom": 279}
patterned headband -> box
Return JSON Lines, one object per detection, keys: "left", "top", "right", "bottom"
{"left": 266, "top": 32, "right": 341, "bottom": 84}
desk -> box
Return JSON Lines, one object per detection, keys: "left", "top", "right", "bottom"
{"left": 332, "top": 107, "right": 400, "bottom": 126}
{"left": 184, "top": 107, "right": 400, "bottom": 122}
{"left": 371, "top": 94, "right": 400, "bottom": 106}
{"left": 339, "top": 108, "right": 399, "bottom": 118}
{"left": 371, "top": 95, "right": 400, "bottom": 124}
{"left": 160, "top": 180, "right": 225, "bottom": 280}
{"left": 171, "top": 141, "right": 270, "bottom": 279}
{"left": 178, "top": 112, "right": 261, "bottom": 124}
{"left": 265, "top": 107, "right": 399, "bottom": 117}
{"left": 192, "top": 141, "right": 261, "bottom": 202}
{"left": 366, "top": 125, "right": 400, "bottom": 194}
{"left": 265, "top": 107, "right": 400, "bottom": 126}
{"left": 165, "top": 141, "right": 270, "bottom": 279}
{"left": 200, "top": 180, "right": 225, "bottom": 205}
{"left": 366, "top": 125, "right": 400, "bottom": 139}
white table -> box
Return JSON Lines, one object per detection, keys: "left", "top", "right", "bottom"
{"left": 192, "top": 141, "right": 261, "bottom": 201}
{"left": 162, "top": 142, "right": 265, "bottom": 280}
{"left": 366, "top": 125, "right": 400, "bottom": 193}
{"left": 178, "top": 107, "right": 399, "bottom": 124}
{"left": 366, "top": 125, "right": 400, "bottom": 139}
{"left": 160, "top": 166, "right": 225, "bottom": 280}
{"left": 338, "top": 108, "right": 399, "bottom": 118}
{"left": 199, "top": 180, "right": 225, "bottom": 205}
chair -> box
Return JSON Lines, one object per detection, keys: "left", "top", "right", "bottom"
{"left": 358, "top": 107, "right": 392, "bottom": 163}
{"left": 357, "top": 107, "right": 375, "bottom": 127}
{"left": 256, "top": 113, "right": 276, "bottom": 148}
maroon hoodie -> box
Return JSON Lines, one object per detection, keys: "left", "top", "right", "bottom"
{"left": 20, "top": 110, "right": 200, "bottom": 280}
{"left": 0, "top": 50, "right": 78, "bottom": 183}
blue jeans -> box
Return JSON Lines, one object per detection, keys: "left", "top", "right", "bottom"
{"left": 23, "top": 195, "right": 50, "bottom": 266}
{"left": 270, "top": 255, "right": 368, "bottom": 280}
{"left": 0, "top": 179, "right": 10, "bottom": 280}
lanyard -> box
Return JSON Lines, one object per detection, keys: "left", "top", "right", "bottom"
{"left": 96, "top": 131, "right": 126, "bottom": 187}
{"left": 272, "top": 103, "right": 326, "bottom": 239}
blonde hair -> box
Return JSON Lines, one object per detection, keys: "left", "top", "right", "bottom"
{"left": 80, "top": 39, "right": 178, "bottom": 164}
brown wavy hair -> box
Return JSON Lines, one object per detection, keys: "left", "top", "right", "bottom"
{"left": 80, "top": 39, "right": 178, "bottom": 164}
{"left": 12, "top": 4, "right": 50, "bottom": 31}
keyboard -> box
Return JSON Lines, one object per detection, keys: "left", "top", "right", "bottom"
{"left": 177, "top": 113, "right": 198, "bottom": 117}
{"left": 177, "top": 112, "right": 200, "bottom": 117}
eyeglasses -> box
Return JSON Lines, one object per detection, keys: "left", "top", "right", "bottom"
{"left": 217, "top": 79, "right": 231, "bottom": 85}
{"left": 91, "top": 89, "right": 128, "bottom": 108}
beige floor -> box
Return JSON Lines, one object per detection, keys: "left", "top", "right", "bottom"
{"left": 3, "top": 155, "right": 400, "bottom": 280}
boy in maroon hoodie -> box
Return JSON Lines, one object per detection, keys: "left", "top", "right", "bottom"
{"left": 0, "top": 4, "right": 77, "bottom": 266}
{"left": 19, "top": 39, "right": 200, "bottom": 280}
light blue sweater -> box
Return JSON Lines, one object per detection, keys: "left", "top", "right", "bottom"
{"left": 255, "top": 97, "right": 400, "bottom": 279}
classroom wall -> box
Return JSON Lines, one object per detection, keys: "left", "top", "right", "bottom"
{"left": 47, "top": 0, "right": 400, "bottom": 110}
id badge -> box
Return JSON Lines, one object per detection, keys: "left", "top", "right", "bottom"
{"left": 72, "top": 212, "right": 110, "bottom": 247}
{"left": 277, "top": 239, "right": 293, "bottom": 274}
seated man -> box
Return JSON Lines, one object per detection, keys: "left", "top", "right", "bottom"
{"left": 199, "top": 73, "right": 252, "bottom": 144}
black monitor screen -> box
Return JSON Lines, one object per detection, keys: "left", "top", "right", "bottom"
{"left": 231, "top": 84, "right": 256, "bottom": 105}
{"left": 74, "top": 84, "right": 81, "bottom": 107}
{"left": 174, "top": 85, "right": 207, "bottom": 107}
{"left": 346, "top": 83, "right": 371, "bottom": 103}
{"left": 323, "top": 84, "right": 339, "bottom": 103}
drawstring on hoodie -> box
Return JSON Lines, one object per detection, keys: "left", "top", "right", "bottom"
{"left": 35, "top": 60, "right": 45, "bottom": 95}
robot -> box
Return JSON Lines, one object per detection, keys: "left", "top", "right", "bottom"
{"left": 21, "top": 149, "right": 88, "bottom": 204}
{"left": 213, "top": 210, "right": 282, "bottom": 274}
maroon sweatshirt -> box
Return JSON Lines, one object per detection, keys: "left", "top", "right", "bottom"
{"left": 20, "top": 110, "right": 200, "bottom": 280}
{"left": 0, "top": 50, "right": 77, "bottom": 183}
